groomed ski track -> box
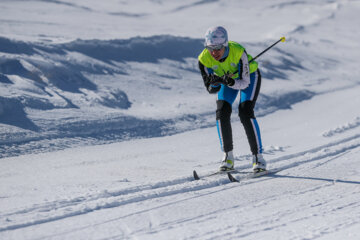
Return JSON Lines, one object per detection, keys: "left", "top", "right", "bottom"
{"left": 1, "top": 130, "right": 359, "bottom": 239}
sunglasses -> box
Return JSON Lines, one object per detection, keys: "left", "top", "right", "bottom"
{"left": 206, "top": 45, "right": 224, "bottom": 51}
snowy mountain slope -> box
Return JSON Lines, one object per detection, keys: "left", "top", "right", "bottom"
{"left": 0, "top": 34, "right": 318, "bottom": 158}
{"left": 1, "top": 0, "right": 360, "bottom": 239}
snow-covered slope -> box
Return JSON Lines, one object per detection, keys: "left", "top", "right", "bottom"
{"left": 1, "top": 0, "right": 360, "bottom": 239}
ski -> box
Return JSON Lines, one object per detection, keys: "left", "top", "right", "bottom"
{"left": 193, "top": 169, "right": 253, "bottom": 180}
{"left": 227, "top": 168, "right": 281, "bottom": 182}
{"left": 193, "top": 169, "right": 228, "bottom": 180}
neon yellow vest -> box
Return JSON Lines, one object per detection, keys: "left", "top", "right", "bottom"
{"left": 198, "top": 41, "right": 258, "bottom": 78}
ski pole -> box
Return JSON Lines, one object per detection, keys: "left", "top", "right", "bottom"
{"left": 230, "top": 37, "right": 285, "bottom": 76}
{"left": 211, "top": 37, "right": 286, "bottom": 84}
{"left": 249, "top": 36, "right": 286, "bottom": 63}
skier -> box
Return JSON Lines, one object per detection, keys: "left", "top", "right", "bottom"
{"left": 198, "top": 26, "right": 267, "bottom": 172}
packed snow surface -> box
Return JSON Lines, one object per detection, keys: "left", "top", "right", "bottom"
{"left": 1, "top": 0, "right": 360, "bottom": 239}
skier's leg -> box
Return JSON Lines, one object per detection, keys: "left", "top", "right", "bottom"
{"left": 239, "top": 69, "right": 264, "bottom": 157}
{"left": 216, "top": 85, "right": 238, "bottom": 152}
{"left": 216, "top": 100, "right": 233, "bottom": 152}
{"left": 238, "top": 101, "right": 263, "bottom": 154}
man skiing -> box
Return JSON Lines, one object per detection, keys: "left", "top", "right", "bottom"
{"left": 198, "top": 26, "right": 266, "bottom": 173}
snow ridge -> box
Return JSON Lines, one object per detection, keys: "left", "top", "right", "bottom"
{"left": 322, "top": 117, "right": 360, "bottom": 137}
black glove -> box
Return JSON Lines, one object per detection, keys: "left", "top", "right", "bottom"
{"left": 222, "top": 75, "right": 235, "bottom": 86}
{"left": 208, "top": 75, "right": 223, "bottom": 85}
{"left": 207, "top": 74, "right": 234, "bottom": 86}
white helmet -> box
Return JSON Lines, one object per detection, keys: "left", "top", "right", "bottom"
{"left": 204, "top": 26, "right": 228, "bottom": 48}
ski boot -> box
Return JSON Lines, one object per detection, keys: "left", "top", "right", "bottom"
{"left": 252, "top": 154, "right": 267, "bottom": 173}
{"left": 219, "top": 151, "right": 235, "bottom": 171}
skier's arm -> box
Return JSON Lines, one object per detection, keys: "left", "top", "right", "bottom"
{"left": 198, "top": 61, "right": 221, "bottom": 94}
{"left": 229, "top": 52, "right": 250, "bottom": 90}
